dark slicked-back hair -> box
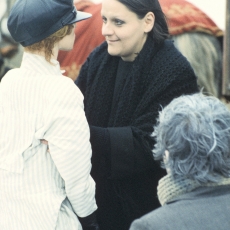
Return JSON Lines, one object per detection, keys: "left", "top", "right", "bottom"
{"left": 117, "top": 0, "right": 169, "bottom": 44}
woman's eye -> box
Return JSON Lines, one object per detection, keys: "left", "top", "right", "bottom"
{"left": 102, "top": 16, "right": 107, "bottom": 23}
{"left": 115, "top": 19, "right": 124, "bottom": 26}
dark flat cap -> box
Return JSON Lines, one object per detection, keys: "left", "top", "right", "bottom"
{"left": 7, "top": 0, "right": 92, "bottom": 46}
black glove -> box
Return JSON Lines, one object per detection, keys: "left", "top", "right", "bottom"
{"left": 78, "top": 211, "right": 100, "bottom": 230}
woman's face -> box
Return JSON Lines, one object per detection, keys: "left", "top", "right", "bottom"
{"left": 101, "top": 0, "right": 149, "bottom": 61}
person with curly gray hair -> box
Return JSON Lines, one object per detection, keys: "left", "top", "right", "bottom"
{"left": 129, "top": 92, "right": 230, "bottom": 230}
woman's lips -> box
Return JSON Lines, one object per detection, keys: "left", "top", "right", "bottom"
{"left": 107, "top": 39, "right": 119, "bottom": 43}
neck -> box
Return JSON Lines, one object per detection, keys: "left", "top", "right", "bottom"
{"left": 24, "top": 44, "right": 59, "bottom": 61}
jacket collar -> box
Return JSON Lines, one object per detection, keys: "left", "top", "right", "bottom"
{"left": 157, "top": 174, "right": 230, "bottom": 206}
{"left": 20, "top": 52, "right": 64, "bottom": 76}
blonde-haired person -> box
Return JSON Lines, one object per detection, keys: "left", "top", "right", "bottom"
{"left": 0, "top": 0, "right": 99, "bottom": 229}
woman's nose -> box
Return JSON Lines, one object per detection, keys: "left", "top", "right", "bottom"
{"left": 102, "top": 23, "right": 114, "bottom": 36}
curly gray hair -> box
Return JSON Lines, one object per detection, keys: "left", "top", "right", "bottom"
{"left": 152, "top": 92, "right": 230, "bottom": 183}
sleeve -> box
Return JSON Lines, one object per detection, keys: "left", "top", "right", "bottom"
{"left": 89, "top": 125, "right": 158, "bottom": 179}
{"left": 108, "top": 127, "right": 156, "bottom": 178}
{"left": 43, "top": 79, "right": 97, "bottom": 218}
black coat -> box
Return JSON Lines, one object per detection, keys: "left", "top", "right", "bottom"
{"left": 76, "top": 37, "right": 198, "bottom": 230}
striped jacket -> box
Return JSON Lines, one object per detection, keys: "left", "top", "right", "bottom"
{"left": 0, "top": 52, "right": 97, "bottom": 229}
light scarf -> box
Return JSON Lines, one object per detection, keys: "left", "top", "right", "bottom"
{"left": 158, "top": 174, "right": 230, "bottom": 205}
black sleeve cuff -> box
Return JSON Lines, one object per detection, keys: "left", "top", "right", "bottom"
{"left": 108, "top": 127, "right": 135, "bottom": 178}
{"left": 89, "top": 126, "right": 110, "bottom": 154}
{"left": 78, "top": 211, "right": 100, "bottom": 230}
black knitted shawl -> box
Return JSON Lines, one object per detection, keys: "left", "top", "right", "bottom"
{"left": 77, "top": 36, "right": 198, "bottom": 151}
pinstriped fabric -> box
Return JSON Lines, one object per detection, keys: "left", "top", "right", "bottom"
{"left": 0, "top": 52, "right": 97, "bottom": 230}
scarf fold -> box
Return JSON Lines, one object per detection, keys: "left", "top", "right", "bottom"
{"left": 158, "top": 174, "right": 230, "bottom": 206}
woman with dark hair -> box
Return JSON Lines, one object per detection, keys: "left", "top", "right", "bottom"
{"left": 130, "top": 92, "right": 230, "bottom": 229}
{"left": 76, "top": 0, "right": 198, "bottom": 229}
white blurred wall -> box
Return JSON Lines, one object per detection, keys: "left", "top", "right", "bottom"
{"left": 187, "top": 0, "right": 226, "bottom": 31}
{"left": 0, "top": 0, "right": 7, "bottom": 19}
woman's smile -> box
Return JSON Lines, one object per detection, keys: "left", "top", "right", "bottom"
{"left": 107, "top": 39, "right": 119, "bottom": 43}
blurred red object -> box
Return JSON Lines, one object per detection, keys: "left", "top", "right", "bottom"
{"left": 159, "top": 0, "right": 223, "bottom": 36}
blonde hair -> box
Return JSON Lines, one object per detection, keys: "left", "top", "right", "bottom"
{"left": 24, "top": 24, "right": 74, "bottom": 63}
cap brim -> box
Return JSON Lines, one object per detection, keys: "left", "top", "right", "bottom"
{"left": 71, "top": 10, "right": 92, "bottom": 23}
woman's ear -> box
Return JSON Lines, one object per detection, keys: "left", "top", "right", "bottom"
{"left": 144, "top": 12, "right": 155, "bottom": 33}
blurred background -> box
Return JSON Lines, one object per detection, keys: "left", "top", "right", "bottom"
{"left": 0, "top": 0, "right": 229, "bottom": 101}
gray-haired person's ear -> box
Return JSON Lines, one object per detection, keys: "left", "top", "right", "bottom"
{"left": 164, "top": 150, "right": 171, "bottom": 174}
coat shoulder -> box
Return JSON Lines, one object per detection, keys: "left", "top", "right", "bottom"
{"left": 130, "top": 191, "right": 230, "bottom": 230}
